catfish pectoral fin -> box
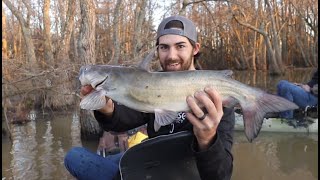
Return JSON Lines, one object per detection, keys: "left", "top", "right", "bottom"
{"left": 154, "top": 109, "right": 179, "bottom": 126}
{"left": 154, "top": 121, "right": 161, "bottom": 132}
{"left": 80, "top": 90, "right": 106, "bottom": 110}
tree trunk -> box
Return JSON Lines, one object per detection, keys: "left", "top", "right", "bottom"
{"left": 2, "top": 6, "right": 12, "bottom": 84}
{"left": 56, "top": 0, "right": 76, "bottom": 65}
{"left": 311, "top": 33, "right": 318, "bottom": 66}
{"left": 2, "top": 8, "right": 8, "bottom": 60}
{"left": 261, "top": 36, "right": 267, "bottom": 71}
{"left": 78, "top": 0, "right": 102, "bottom": 139}
{"left": 111, "top": 0, "right": 123, "bottom": 65}
{"left": 265, "top": 0, "right": 284, "bottom": 74}
{"left": 70, "top": 30, "right": 78, "bottom": 62}
{"left": 132, "top": 0, "right": 147, "bottom": 59}
{"left": 43, "top": 0, "right": 54, "bottom": 67}
{"left": 251, "top": 19, "right": 258, "bottom": 71}
{"left": 232, "top": 28, "right": 248, "bottom": 70}
{"left": 79, "top": 102, "right": 103, "bottom": 140}
{"left": 294, "top": 33, "right": 309, "bottom": 67}
{"left": 78, "top": 0, "right": 96, "bottom": 65}
{"left": 3, "top": 0, "right": 37, "bottom": 66}
{"left": 58, "top": 0, "right": 66, "bottom": 34}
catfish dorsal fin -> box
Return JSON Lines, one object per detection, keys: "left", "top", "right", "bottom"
{"left": 137, "top": 46, "right": 158, "bottom": 72}
{"left": 219, "top": 70, "right": 233, "bottom": 77}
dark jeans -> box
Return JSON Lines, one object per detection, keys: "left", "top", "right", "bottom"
{"left": 277, "top": 80, "right": 318, "bottom": 119}
{"left": 64, "top": 147, "right": 124, "bottom": 180}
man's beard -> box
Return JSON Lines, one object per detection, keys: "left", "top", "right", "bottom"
{"left": 161, "top": 56, "right": 194, "bottom": 72}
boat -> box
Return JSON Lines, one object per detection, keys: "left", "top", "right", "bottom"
{"left": 234, "top": 110, "right": 318, "bottom": 133}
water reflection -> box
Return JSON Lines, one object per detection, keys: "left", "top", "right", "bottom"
{"left": 232, "top": 132, "right": 318, "bottom": 180}
{"left": 276, "top": 135, "right": 318, "bottom": 178}
{"left": 2, "top": 113, "right": 80, "bottom": 180}
{"left": 71, "top": 113, "right": 82, "bottom": 147}
{"left": 11, "top": 121, "right": 39, "bottom": 179}
{"left": 38, "top": 121, "right": 55, "bottom": 178}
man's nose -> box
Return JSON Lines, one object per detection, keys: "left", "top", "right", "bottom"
{"left": 167, "top": 47, "right": 178, "bottom": 59}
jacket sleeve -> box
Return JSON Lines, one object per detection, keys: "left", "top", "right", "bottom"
{"left": 192, "top": 107, "right": 235, "bottom": 180}
{"left": 94, "top": 102, "right": 152, "bottom": 132}
{"left": 307, "top": 70, "right": 318, "bottom": 88}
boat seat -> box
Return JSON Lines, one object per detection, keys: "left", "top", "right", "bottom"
{"left": 119, "top": 131, "right": 201, "bottom": 180}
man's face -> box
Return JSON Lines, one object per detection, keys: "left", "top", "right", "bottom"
{"left": 157, "top": 34, "right": 200, "bottom": 71}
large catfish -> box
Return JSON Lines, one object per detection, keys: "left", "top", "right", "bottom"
{"left": 78, "top": 65, "right": 298, "bottom": 142}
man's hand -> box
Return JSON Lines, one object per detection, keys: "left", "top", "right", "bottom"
{"left": 186, "top": 87, "right": 223, "bottom": 151}
{"left": 80, "top": 85, "right": 114, "bottom": 116}
{"left": 301, "top": 84, "right": 311, "bottom": 92}
{"left": 294, "top": 83, "right": 311, "bottom": 92}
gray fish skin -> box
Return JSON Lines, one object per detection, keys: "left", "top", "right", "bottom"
{"left": 79, "top": 65, "right": 299, "bottom": 142}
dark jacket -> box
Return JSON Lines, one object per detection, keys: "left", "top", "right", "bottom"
{"left": 94, "top": 103, "right": 235, "bottom": 180}
{"left": 307, "top": 69, "right": 318, "bottom": 96}
{"left": 307, "top": 69, "right": 318, "bottom": 88}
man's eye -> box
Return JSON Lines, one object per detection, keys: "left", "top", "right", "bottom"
{"left": 159, "top": 46, "right": 168, "bottom": 50}
{"left": 178, "top": 45, "right": 185, "bottom": 48}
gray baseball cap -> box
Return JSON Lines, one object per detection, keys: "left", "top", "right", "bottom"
{"left": 156, "top": 15, "right": 197, "bottom": 42}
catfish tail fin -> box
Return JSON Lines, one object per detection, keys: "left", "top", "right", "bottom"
{"left": 241, "top": 93, "right": 299, "bottom": 142}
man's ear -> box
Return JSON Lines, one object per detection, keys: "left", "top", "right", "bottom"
{"left": 193, "top": 43, "right": 200, "bottom": 55}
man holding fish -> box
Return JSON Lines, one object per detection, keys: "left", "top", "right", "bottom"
{"left": 64, "top": 15, "right": 297, "bottom": 180}
{"left": 65, "top": 15, "right": 235, "bottom": 180}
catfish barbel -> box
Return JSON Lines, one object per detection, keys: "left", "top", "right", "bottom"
{"left": 79, "top": 65, "right": 298, "bottom": 142}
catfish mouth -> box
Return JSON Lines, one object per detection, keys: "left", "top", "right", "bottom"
{"left": 93, "top": 76, "right": 108, "bottom": 89}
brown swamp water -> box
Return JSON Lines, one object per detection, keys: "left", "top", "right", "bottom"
{"left": 2, "top": 68, "right": 318, "bottom": 180}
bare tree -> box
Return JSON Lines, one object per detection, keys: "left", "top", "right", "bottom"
{"left": 230, "top": 0, "right": 284, "bottom": 75}
{"left": 78, "top": 0, "right": 96, "bottom": 65}
{"left": 78, "top": 0, "right": 102, "bottom": 139}
{"left": 56, "top": 0, "right": 76, "bottom": 65}
{"left": 132, "top": 0, "right": 147, "bottom": 58}
{"left": 43, "top": 0, "right": 54, "bottom": 66}
{"left": 2, "top": 5, "right": 8, "bottom": 60}
{"left": 265, "top": 0, "right": 284, "bottom": 74}
{"left": 110, "top": 0, "right": 123, "bottom": 65}
{"left": 290, "top": 0, "right": 318, "bottom": 67}
{"left": 3, "top": 0, "right": 37, "bottom": 66}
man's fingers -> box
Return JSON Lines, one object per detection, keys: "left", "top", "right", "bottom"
{"left": 186, "top": 112, "right": 203, "bottom": 128}
{"left": 186, "top": 94, "right": 205, "bottom": 119}
{"left": 186, "top": 88, "right": 224, "bottom": 128}
{"left": 194, "top": 90, "right": 217, "bottom": 118}
{"left": 204, "top": 88, "right": 223, "bottom": 115}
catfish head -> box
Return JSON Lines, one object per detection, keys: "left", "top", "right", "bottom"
{"left": 78, "top": 65, "right": 120, "bottom": 110}
{"left": 79, "top": 65, "right": 115, "bottom": 89}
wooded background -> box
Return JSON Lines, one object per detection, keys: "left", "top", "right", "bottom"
{"left": 2, "top": 0, "right": 318, "bottom": 135}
